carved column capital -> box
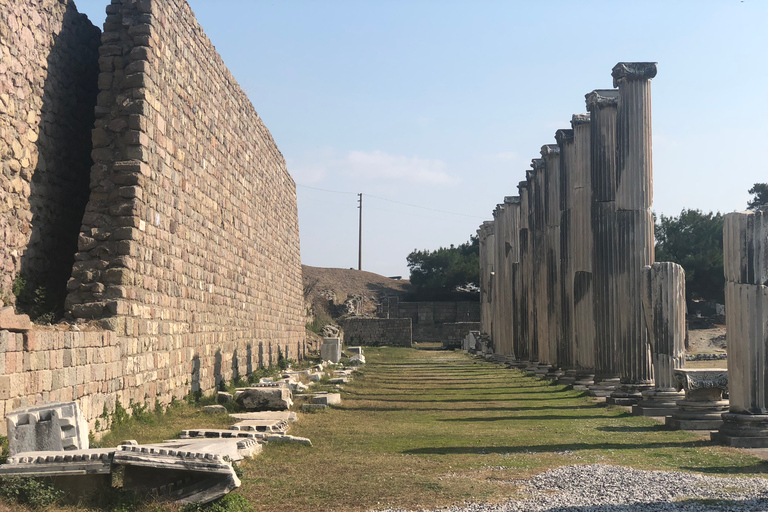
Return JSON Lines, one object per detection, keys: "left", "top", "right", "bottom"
{"left": 531, "top": 158, "right": 546, "bottom": 171}
{"left": 555, "top": 128, "right": 574, "bottom": 145}
{"left": 504, "top": 196, "right": 520, "bottom": 204}
{"left": 571, "top": 113, "right": 591, "bottom": 127}
{"left": 612, "top": 62, "right": 657, "bottom": 87}
{"left": 540, "top": 144, "right": 560, "bottom": 157}
{"left": 585, "top": 89, "right": 619, "bottom": 111}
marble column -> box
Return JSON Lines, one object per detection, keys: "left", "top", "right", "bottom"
{"left": 608, "top": 62, "right": 657, "bottom": 405}
{"left": 492, "top": 205, "right": 506, "bottom": 357}
{"left": 530, "top": 159, "right": 551, "bottom": 372}
{"left": 556, "top": 128, "right": 576, "bottom": 381}
{"left": 713, "top": 207, "right": 768, "bottom": 447}
{"left": 634, "top": 262, "right": 686, "bottom": 416}
{"left": 571, "top": 113, "right": 596, "bottom": 388}
{"left": 505, "top": 196, "right": 522, "bottom": 361}
{"left": 542, "top": 144, "right": 563, "bottom": 377}
{"left": 586, "top": 88, "right": 621, "bottom": 397}
{"left": 478, "top": 221, "right": 495, "bottom": 341}
{"left": 516, "top": 181, "right": 531, "bottom": 364}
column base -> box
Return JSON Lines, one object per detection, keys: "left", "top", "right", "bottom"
{"left": 587, "top": 377, "right": 620, "bottom": 397}
{"left": 711, "top": 413, "right": 768, "bottom": 448}
{"left": 556, "top": 369, "right": 578, "bottom": 386}
{"left": 572, "top": 371, "right": 595, "bottom": 390}
{"left": 666, "top": 399, "right": 728, "bottom": 431}
{"left": 607, "top": 383, "right": 652, "bottom": 406}
{"left": 631, "top": 389, "right": 684, "bottom": 417}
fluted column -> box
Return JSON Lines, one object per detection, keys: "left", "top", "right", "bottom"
{"left": 505, "top": 196, "right": 521, "bottom": 360}
{"left": 516, "top": 181, "right": 531, "bottom": 362}
{"left": 714, "top": 207, "right": 768, "bottom": 447}
{"left": 586, "top": 88, "right": 621, "bottom": 395}
{"left": 634, "top": 262, "right": 686, "bottom": 416}
{"left": 571, "top": 114, "right": 595, "bottom": 385}
{"left": 556, "top": 129, "right": 575, "bottom": 375}
{"left": 478, "top": 221, "right": 495, "bottom": 340}
{"left": 542, "top": 144, "right": 562, "bottom": 374}
{"left": 530, "top": 159, "right": 550, "bottom": 367}
{"left": 608, "top": 62, "right": 657, "bottom": 405}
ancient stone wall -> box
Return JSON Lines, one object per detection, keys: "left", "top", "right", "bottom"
{"left": 440, "top": 322, "right": 482, "bottom": 349}
{"left": 342, "top": 318, "right": 412, "bottom": 347}
{"left": 381, "top": 300, "right": 480, "bottom": 342}
{"left": 59, "top": 0, "right": 304, "bottom": 404}
{"left": 0, "top": 0, "right": 100, "bottom": 305}
{"left": 0, "top": 327, "right": 121, "bottom": 436}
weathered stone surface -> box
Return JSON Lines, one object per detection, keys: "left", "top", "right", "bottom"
{"left": 229, "top": 411, "right": 298, "bottom": 423}
{"left": 203, "top": 405, "right": 227, "bottom": 414}
{"left": 217, "top": 392, "right": 234, "bottom": 404}
{"left": 666, "top": 369, "right": 728, "bottom": 430}
{"left": 0, "top": 308, "right": 32, "bottom": 332}
{"left": 229, "top": 418, "right": 289, "bottom": 434}
{"left": 310, "top": 393, "right": 341, "bottom": 406}
{"left": 7, "top": 401, "right": 89, "bottom": 456}
{"left": 341, "top": 318, "right": 412, "bottom": 347}
{"left": 321, "top": 338, "right": 342, "bottom": 363}
{"left": 264, "top": 434, "right": 312, "bottom": 446}
{"left": 235, "top": 386, "right": 293, "bottom": 411}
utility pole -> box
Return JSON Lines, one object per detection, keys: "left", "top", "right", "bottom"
{"left": 358, "top": 193, "right": 363, "bottom": 270}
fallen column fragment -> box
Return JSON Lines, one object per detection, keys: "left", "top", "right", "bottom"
{"left": 667, "top": 369, "right": 728, "bottom": 430}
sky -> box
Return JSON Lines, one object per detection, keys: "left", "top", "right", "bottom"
{"left": 75, "top": 0, "right": 768, "bottom": 279}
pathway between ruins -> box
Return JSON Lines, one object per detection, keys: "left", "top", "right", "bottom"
{"left": 239, "top": 347, "right": 766, "bottom": 512}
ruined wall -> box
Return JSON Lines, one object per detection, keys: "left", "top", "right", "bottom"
{"left": 383, "top": 300, "right": 480, "bottom": 342}
{"left": 440, "top": 322, "right": 482, "bottom": 349}
{"left": 0, "top": 0, "right": 100, "bottom": 304}
{"left": 342, "top": 319, "right": 412, "bottom": 347}
{"left": 62, "top": 0, "right": 304, "bottom": 403}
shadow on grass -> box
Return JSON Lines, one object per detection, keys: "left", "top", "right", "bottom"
{"left": 596, "top": 425, "right": 669, "bottom": 433}
{"left": 402, "top": 440, "right": 712, "bottom": 455}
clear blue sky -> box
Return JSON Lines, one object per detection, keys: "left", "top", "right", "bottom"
{"left": 75, "top": 0, "right": 768, "bottom": 278}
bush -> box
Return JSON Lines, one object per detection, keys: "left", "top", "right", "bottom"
{"left": 0, "top": 477, "right": 64, "bottom": 508}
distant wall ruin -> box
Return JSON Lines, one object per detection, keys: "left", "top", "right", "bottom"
{"left": 342, "top": 318, "right": 412, "bottom": 347}
{"left": 379, "top": 297, "right": 480, "bottom": 342}
{"left": 0, "top": 0, "right": 305, "bottom": 432}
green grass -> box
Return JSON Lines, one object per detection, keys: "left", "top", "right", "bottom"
{"left": 2, "top": 347, "right": 767, "bottom": 512}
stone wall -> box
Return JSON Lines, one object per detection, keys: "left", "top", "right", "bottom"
{"left": 58, "top": 0, "right": 305, "bottom": 405}
{"left": 342, "top": 318, "right": 412, "bottom": 347}
{"left": 440, "top": 322, "right": 482, "bottom": 349}
{"left": 381, "top": 299, "right": 480, "bottom": 342}
{"left": 0, "top": 0, "right": 100, "bottom": 305}
{"left": 0, "top": 328, "right": 121, "bottom": 436}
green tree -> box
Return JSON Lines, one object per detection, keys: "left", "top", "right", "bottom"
{"left": 747, "top": 183, "right": 768, "bottom": 210}
{"left": 655, "top": 209, "right": 724, "bottom": 304}
{"left": 406, "top": 236, "right": 479, "bottom": 298}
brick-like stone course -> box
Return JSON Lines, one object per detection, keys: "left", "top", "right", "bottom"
{"left": 0, "top": 328, "right": 121, "bottom": 436}
{"left": 0, "top": 0, "right": 100, "bottom": 302}
{"left": 342, "top": 319, "right": 412, "bottom": 347}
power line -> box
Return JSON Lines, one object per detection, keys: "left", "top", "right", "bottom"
{"left": 297, "top": 183, "right": 486, "bottom": 220}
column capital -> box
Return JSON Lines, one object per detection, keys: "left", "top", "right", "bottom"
{"left": 571, "top": 113, "right": 591, "bottom": 127}
{"left": 531, "top": 158, "right": 545, "bottom": 171}
{"left": 504, "top": 196, "right": 520, "bottom": 204}
{"left": 517, "top": 180, "right": 528, "bottom": 191}
{"left": 540, "top": 144, "right": 560, "bottom": 157}
{"left": 585, "top": 89, "right": 619, "bottom": 111}
{"left": 555, "top": 128, "right": 574, "bottom": 145}
{"left": 611, "top": 62, "right": 657, "bottom": 87}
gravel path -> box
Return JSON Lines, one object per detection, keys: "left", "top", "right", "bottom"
{"left": 376, "top": 464, "right": 768, "bottom": 512}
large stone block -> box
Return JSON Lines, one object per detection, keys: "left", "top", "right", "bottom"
{"left": 320, "top": 338, "right": 342, "bottom": 363}
{"left": 6, "top": 401, "right": 89, "bottom": 456}
{"left": 234, "top": 386, "right": 293, "bottom": 411}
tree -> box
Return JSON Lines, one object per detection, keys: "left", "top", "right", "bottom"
{"left": 406, "top": 236, "right": 479, "bottom": 299}
{"left": 655, "top": 209, "right": 724, "bottom": 304}
{"left": 747, "top": 183, "right": 768, "bottom": 210}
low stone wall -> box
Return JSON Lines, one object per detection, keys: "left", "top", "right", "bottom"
{"left": 0, "top": 326, "right": 304, "bottom": 436}
{"left": 439, "top": 322, "right": 482, "bottom": 349}
{"left": 342, "top": 319, "right": 412, "bottom": 347}
{"left": 0, "top": 328, "right": 120, "bottom": 436}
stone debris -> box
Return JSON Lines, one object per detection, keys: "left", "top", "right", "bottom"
{"left": 264, "top": 434, "right": 312, "bottom": 446}
{"left": 230, "top": 411, "right": 299, "bottom": 423}
{"left": 301, "top": 403, "right": 328, "bottom": 411}
{"left": 203, "top": 405, "right": 227, "bottom": 414}
{"left": 0, "top": 307, "right": 31, "bottom": 332}
{"left": 349, "top": 354, "right": 366, "bottom": 366}
{"left": 666, "top": 369, "right": 729, "bottom": 430}
{"left": 234, "top": 385, "right": 293, "bottom": 411}
{"left": 217, "top": 392, "right": 234, "bottom": 404}
{"left": 229, "top": 418, "right": 290, "bottom": 434}
{"left": 309, "top": 393, "right": 341, "bottom": 406}
{"left": 6, "top": 401, "right": 89, "bottom": 456}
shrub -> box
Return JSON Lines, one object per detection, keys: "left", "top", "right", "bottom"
{"left": 0, "top": 477, "right": 64, "bottom": 508}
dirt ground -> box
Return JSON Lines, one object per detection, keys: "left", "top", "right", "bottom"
{"left": 687, "top": 325, "right": 726, "bottom": 354}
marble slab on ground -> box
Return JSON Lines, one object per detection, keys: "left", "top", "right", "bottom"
{"left": 229, "top": 411, "right": 298, "bottom": 422}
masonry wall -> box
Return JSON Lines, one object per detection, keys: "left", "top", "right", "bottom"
{"left": 0, "top": 0, "right": 100, "bottom": 304}
{"left": 440, "top": 322, "right": 482, "bottom": 349}
{"left": 0, "top": 328, "right": 121, "bottom": 436}
{"left": 61, "top": 0, "right": 304, "bottom": 404}
{"left": 342, "top": 318, "right": 413, "bottom": 347}
{"left": 382, "top": 300, "right": 480, "bottom": 342}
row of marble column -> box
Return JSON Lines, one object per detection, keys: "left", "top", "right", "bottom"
{"left": 477, "top": 61, "right": 768, "bottom": 447}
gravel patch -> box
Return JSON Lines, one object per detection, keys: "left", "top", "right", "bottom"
{"left": 374, "top": 464, "right": 768, "bottom": 512}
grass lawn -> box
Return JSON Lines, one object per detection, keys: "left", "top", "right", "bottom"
{"left": 3, "top": 347, "right": 766, "bottom": 512}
